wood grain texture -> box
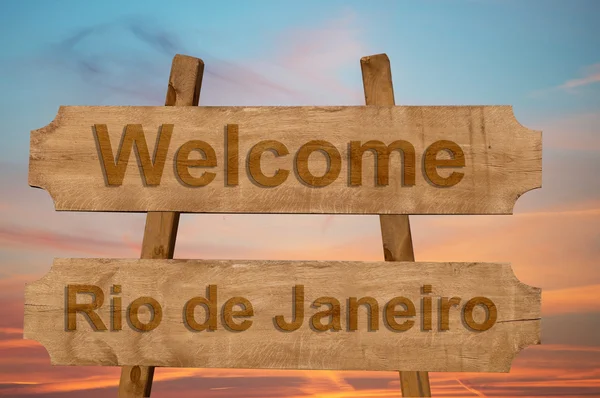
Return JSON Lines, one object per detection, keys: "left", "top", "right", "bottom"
{"left": 24, "top": 259, "right": 541, "bottom": 373}
{"left": 29, "top": 105, "right": 541, "bottom": 214}
{"left": 361, "top": 53, "right": 431, "bottom": 397}
{"left": 118, "top": 53, "right": 204, "bottom": 398}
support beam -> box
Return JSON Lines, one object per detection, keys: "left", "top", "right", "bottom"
{"left": 117, "top": 54, "right": 204, "bottom": 398}
{"left": 360, "top": 53, "right": 432, "bottom": 397}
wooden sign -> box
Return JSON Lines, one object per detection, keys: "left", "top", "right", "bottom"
{"left": 24, "top": 258, "right": 541, "bottom": 373}
{"left": 29, "top": 105, "right": 541, "bottom": 214}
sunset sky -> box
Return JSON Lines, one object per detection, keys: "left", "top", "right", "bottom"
{"left": 1, "top": 0, "right": 599, "bottom": 396}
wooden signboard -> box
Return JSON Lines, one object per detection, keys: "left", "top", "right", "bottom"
{"left": 29, "top": 105, "right": 541, "bottom": 214}
{"left": 23, "top": 53, "right": 544, "bottom": 397}
{"left": 24, "top": 258, "right": 540, "bottom": 373}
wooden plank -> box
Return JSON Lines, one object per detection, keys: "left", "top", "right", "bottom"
{"left": 361, "top": 53, "right": 431, "bottom": 396}
{"left": 24, "top": 259, "right": 541, "bottom": 372}
{"left": 118, "top": 54, "right": 204, "bottom": 398}
{"left": 28, "top": 105, "right": 542, "bottom": 215}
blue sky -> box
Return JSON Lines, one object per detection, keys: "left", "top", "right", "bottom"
{"left": 0, "top": 0, "right": 598, "bottom": 163}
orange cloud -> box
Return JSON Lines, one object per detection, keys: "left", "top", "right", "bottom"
{"left": 411, "top": 203, "right": 600, "bottom": 291}
{"left": 0, "top": 339, "right": 39, "bottom": 350}
{"left": 0, "top": 327, "right": 22, "bottom": 334}
{"left": 542, "top": 284, "right": 600, "bottom": 316}
{"left": 0, "top": 343, "right": 599, "bottom": 396}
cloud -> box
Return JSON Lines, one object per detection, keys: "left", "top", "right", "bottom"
{"left": 541, "top": 311, "right": 600, "bottom": 347}
{"left": 0, "top": 342, "right": 599, "bottom": 396}
{"left": 530, "top": 63, "right": 600, "bottom": 97}
{"left": 16, "top": 17, "right": 303, "bottom": 106}
{"left": 14, "top": 13, "right": 370, "bottom": 108}
{"left": 533, "top": 111, "right": 600, "bottom": 151}
{"left": 411, "top": 203, "right": 600, "bottom": 290}
{"left": 268, "top": 10, "right": 366, "bottom": 103}
{"left": 0, "top": 225, "right": 137, "bottom": 257}
{"left": 559, "top": 63, "right": 600, "bottom": 90}
{"left": 39, "top": 21, "right": 170, "bottom": 103}
{"left": 543, "top": 284, "right": 600, "bottom": 316}
{"left": 126, "top": 19, "right": 184, "bottom": 57}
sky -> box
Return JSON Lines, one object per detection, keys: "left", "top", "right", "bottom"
{"left": 0, "top": 0, "right": 599, "bottom": 396}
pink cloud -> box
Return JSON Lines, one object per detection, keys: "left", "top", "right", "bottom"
{"left": 534, "top": 111, "right": 600, "bottom": 151}
{"left": 0, "top": 225, "right": 137, "bottom": 257}
{"left": 255, "top": 9, "right": 365, "bottom": 105}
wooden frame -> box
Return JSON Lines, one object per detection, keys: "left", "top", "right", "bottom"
{"left": 118, "top": 52, "right": 433, "bottom": 397}
{"left": 116, "top": 52, "right": 517, "bottom": 397}
{"left": 21, "top": 53, "right": 542, "bottom": 397}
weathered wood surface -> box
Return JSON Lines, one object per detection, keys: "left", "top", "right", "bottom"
{"left": 118, "top": 53, "right": 204, "bottom": 398}
{"left": 24, "top": 259, "right": 541, "bottom": 373}
{"left": 29, "top": 105, "right": 541, "bottom": 214}
{"left": 361, "top": 53, "right": 431, "bottom": 396}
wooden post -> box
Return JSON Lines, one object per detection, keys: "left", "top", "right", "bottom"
{"left": 360, "top": 53, "right": 432, "bottom": 397}
{"left": 117, "top": 54, "right": 204, "bottom": 398}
